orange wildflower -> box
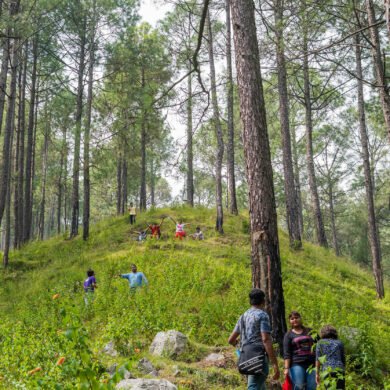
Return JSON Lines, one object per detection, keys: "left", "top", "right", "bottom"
{"left": 28, "top": 367, "right": 42, "bottom": 375}
{"left": 134, "top": 348, "right": 141, "bottom": 353}
{"left": 56, "top": 357, "right": 65, "bottom": 366}
{"left": 52, "top": 293, "right": 60, "bottom": 300}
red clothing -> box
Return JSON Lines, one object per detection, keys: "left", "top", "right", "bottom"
{"left": 175, "top": 231, "right": 186, "bottom": 239}
{"left": 149, "top": 225, "right": 161, "bottom": 238}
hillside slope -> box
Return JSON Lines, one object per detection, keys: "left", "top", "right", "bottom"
{"left": 0, "top": 207, "right": 389, "bottom": 389}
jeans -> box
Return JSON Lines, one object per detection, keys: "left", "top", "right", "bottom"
{"left": 289, "top": 365, "right": 316, "bottom": 390}
{"left": 247, "top": 359, "right": 269, "bottom": 390}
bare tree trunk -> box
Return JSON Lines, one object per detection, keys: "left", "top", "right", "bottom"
{"left": 0, "top": 36, "right": 9, "bottom": 136}
{"left": 291, "top": 124, "right": 304, "bottom": 235}
{"left": 70, "top": 14, "right": 87, "bottom": 238}
{"left": 186, "top": 61, "right": 194, "bottom": 207}
{"left": 3, "top": 182, "right": 11, "bottom": 267}
{"left": 225, "top": 0, "right": 238, "bottom": 215}
{"left": 207, "top": 11, "right": 224, "bottom": 234}
{"left": 57, "top": 127, "right": 67, "bottom": 234}
{"left": 0, "top": 17, "right": 19, "bottom": 226}
{"left": 302, "top": 23, "right": 328, "bottom": 247}
{"left": 23, "top": 35, "right": 38, "bottom": 243}
{"left": 122, "top": 158, "right": 127, "bottom": 214}
{"left": 14, "top": 41, "right": 27, "bottom": 248}
{"left": 140, "top": 68, "right": 147, "bottom": 211}
{"left": 355, "top": 33, "right": 384, "bottom": 298}
{"left": 38, "top": 114, "right": 49, "bottom": 241}
{"left": 231, "top": 0, "right": 287, "bottom": 349}
{"left": 366, "top": 0, "right": 390, "bottom": 143}
{"left": 83, "top": 3, "right": 96, "bottom": 241}
{"left": 274, "top": 0, "right": 301, "bottom": 248}
{"left": 117, "top": 154, "right": 122, "bottom": 214}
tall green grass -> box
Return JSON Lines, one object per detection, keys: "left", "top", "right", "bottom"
{"left": 0, "top": 207, "right": 388, "bottom": 389}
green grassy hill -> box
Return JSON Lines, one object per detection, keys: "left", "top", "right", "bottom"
{"left": 0, "top": 207, "right": 389, "bottom": 389}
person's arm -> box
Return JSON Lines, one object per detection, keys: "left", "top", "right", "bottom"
{"left": 283, "top": 332, "right": 292, "bottom": 377}
{"left": 261, "top": 332, "right": 280, "bottom": 380}
{"left": 119, "top": 273, "right": 129, "bottom": 279}
{"left": 142, "top": 273, "right": 148, "bottom": 285}
{"left": 228, "top": 331, "right": 240, "bottom": 346}
{"left": 315, "top": 360, "right": 321, "bottom": 385}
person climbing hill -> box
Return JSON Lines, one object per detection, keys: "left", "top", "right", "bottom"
{"left": 118, "top": 264, "right": 148, "bottom": 291}
{"left": 169, "top": 217, "right": 190, "bottom": 240}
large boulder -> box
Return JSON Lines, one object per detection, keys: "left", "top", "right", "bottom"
{"left": 149, "top": 330, "right": 188, "bottom": 358}
{"left": 116, "top": 379, "right": 177, "bottom": 390}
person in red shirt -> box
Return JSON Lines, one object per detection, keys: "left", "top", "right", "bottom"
{"left": 146, "top": 217, "right": 165, "bottom": 239}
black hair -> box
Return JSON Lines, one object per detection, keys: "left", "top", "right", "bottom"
{"left": 249, "top": 288, "right": 265, "bottom": 305}
{"left": 288, "top": 311, "right": 301, "bottom": 319}
{"left": 320, "top": 325, "right": 338, "bottom": 339}
{"left": 196, "top": 226, "right": 201, "bottom": 230}
{"left": 87, "top": 269, "right": 94, "bottom": 277}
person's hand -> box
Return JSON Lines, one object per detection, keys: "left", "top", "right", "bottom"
{"left": 316, "top": 373, "right": 320, "bottom": 385}
{"left": 272, "top": 364, "right": 280, "bottom": 380}
{"left": 283, "top": 368, "right": 289, "bottom": 377}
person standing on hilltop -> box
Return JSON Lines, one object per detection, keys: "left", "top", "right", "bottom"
{"left": 118, "top": 264, "right": 148, "bottom": 291}
{"left": 128, "top": 202, "right": 137, "bottom": 225}
{"left": 283, "top": 311, "right": 317, "bottom": 390}
{"left": 228, "top": 289, "right": 280, "bottom": 390}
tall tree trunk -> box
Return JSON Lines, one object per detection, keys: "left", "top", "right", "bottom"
{"left": 355, "top": 33, "right": 385, "bottom": 299}
{"left": 302, "top": 21, "right": 328, "bottom": 247}
{"left": 70, "top": 15, "right": 87, "bottom": 238}
{"left": 3, "top": 181, "right": 11, "bottom": 267}
{"left": 186, "top": 61, "right": 194, "bottom": 207}
{"left": 366, "top": 0, "right": 390, "bottom": 143}
{"left": 140, "top": 68, "right": 147, "bottom": 211}
{"left": 225, "top": 0, "right": 238, "bottom": 215}
{"left": 14, "top": 41, "right": 27, "bottom": 248}
{"left": 23, "top": 35, "right": 38, "bottom": 242}
{"left": 150, "top": 157, "right": 155, "bottom": 207}
{"left": 231, "top": 0, "right": 287, "bottom": 349}
{"left": 327, "top": 176, "right": 340, "bottom": 256}
{"left": 117, "top": 154, "right": 122, "bottom": 214}
{"left": 0, "top": 36, "right": 10, "bottom": 136}
{"left": 207, "top": 11, "right": 224, "bottom": 234}
{"left": 0, "top": 18, "right": 19, "bottom": 226}
{"left": 57, "top": 127, "right": 67, "bottom": 234}
{"left": 83, "top": 5, "right": 96, "bottom": 241}
{"left": 38, "top": 114, "right": 49, "bottom": 241}
{"left": 121, "top": 157, "right": 127, "bottom": 214}
{"left": 274, "top": 0, "right": 301, "bottom": 248}
{"left": 291, "top": 124, "right": 304, "bottom": 235}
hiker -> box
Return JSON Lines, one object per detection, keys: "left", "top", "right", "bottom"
{"left": 283, "top": 311, "right": 317, "bottom": 390}
{"left": 118, "top": 264, "right": 148, "bottom": 290}
{"left": 146, "top": 217, "right": 165, "bottom": 239}
{"left": 83, "top": 269, "right": 97, "bottom": 304}
{"left": 316, "top": 325, "right": 345, "bottom": 389}
{"left": 190, "top": 226, "right": 204, "bottom": 240}
{"left": 169, "top": 217, "right": 190, "bottom": 240}
{"left": 228, "top": 288, "right": 280, "bottom": 390}
{"left": 130, "top": 229, "right": 147, "bottom": 242}
{"left": 128, "top": 203, "right": 137, "bottom": 225}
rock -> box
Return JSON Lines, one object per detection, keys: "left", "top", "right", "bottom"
{"left": 202, "top": 353, "right": 225, "bottom": 368}
{"left": 107, "top": 363, "right": 118, "bottom": 375}
{"left": 149, "top": 330, "right": 188, "bottom": 358}
{"left": 102, "top": 341, "right": 119, "bottom": 357}
{"left": 124, "top": 370, "right": 134, "bottom": 380}
{"left": 116, "top": 379, "right": 177, "bottom": 390}
{"left": 108, "top": 364, "right": 135, "bottom": 379}
{"left": 137, "top": 358, "right": 157, "bottom": 375}
{"left": 172, "top": 366, "right": 180, "bottom": 377}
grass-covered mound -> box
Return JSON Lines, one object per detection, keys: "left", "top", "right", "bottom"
{"left": 0, "top": 206, "right": 389, "bottom": 389}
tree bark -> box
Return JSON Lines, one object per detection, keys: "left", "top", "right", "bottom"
{"left": 83, "top": 3, "right": 96, "bottom": 241}
{"left": 70, "top": 14, "right": 87, "bottom": 238}
{"left": 225, "top": 0, "right": 238, "bottom": 215}
{"left": 274, "top": 0, "right": 302, "bottom": 248}
{"left": 23, "top": 34, "right": 38, "bottom": 242}
{"left": 207, "top": 11, "right": 224, "bottom": 234}
{"left": 186, "top": 61, "right": 194, "bottom": 207}
{"left": 0, "top": 35, "right": 9, "bottom": 136}
{"left": 121, "top": 157, "right": 127, "bottom": 213}
{"left": 355, "top": 33, "right": 384, "bottom": 298}
{"left": 0, "top": 12, "right": 19, "bottom": 227}
{"left": 302, "top": 20, "right": 328, "bottom": 247}
{"left": 14, "top": 40, "right": 27, "bottom": 248}
{"left": 38, "top": 114, "right": 49, "bottom": 241}
{"left": 231, "top": 0, "right": 287, "bottom": 349}
{"left": 366, "top": 0, "right": 390, "bottom": 143}
{"left": 140, "top": 68, "right": 147, "bottom": 211}
{"left": 117, "top": 154, "right": 122, "bottom": 214}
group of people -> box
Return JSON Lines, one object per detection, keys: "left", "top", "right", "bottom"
{"left": 128, "top": 208, "right": 204, "bottom": 242}
{"left": 229, "top": 289, "right": 346, "bottom": 390}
